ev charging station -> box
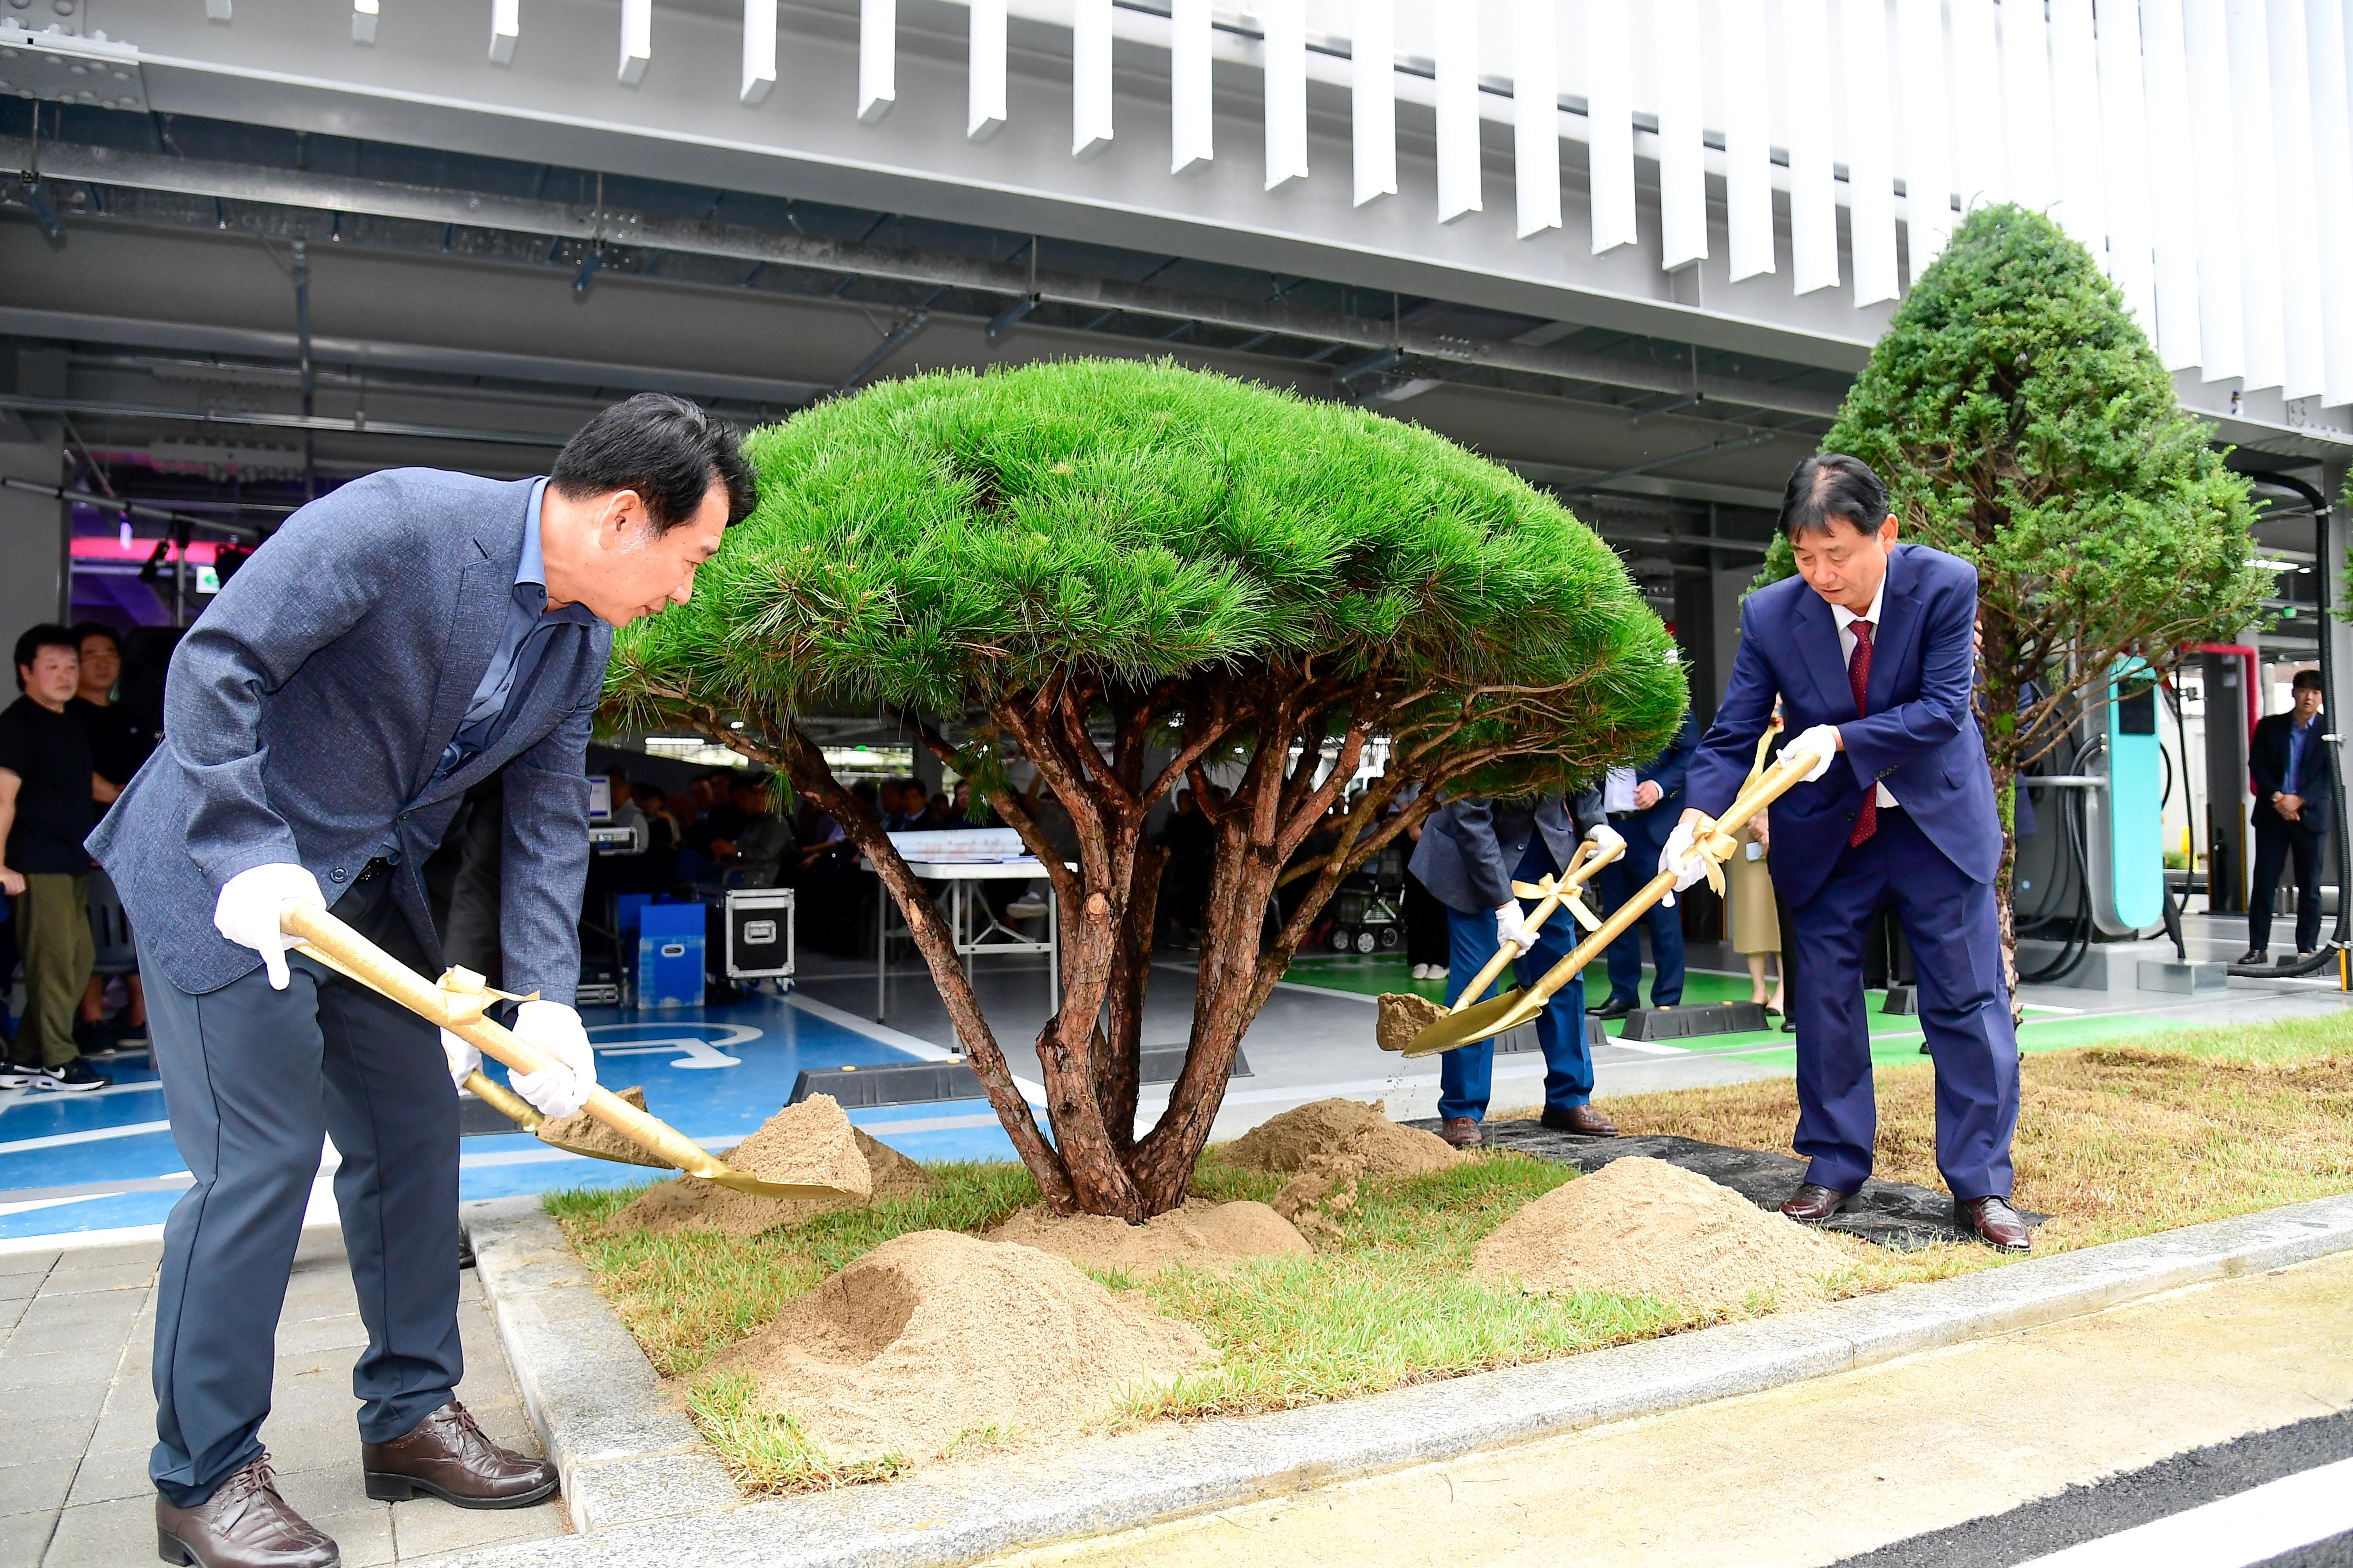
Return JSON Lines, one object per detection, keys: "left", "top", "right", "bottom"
{"left": 2085, "top": 662, "right": 2167, "bottom": 937}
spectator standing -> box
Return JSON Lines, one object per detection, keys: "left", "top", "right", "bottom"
{"left": 2242, "top": 668, "right": 2335, "bottom": 964}
{"left": 1727, "top": 721, "right": 1786, "bottom": 1015}
{"left": 73, "top": 622, "right": 153, "bottom": 1053}
{"left": 0, "top": 626, "right": 112, "bottom": 1090}
{"left": 1593, "top": 712, "right": 1699, "bottom": 1019}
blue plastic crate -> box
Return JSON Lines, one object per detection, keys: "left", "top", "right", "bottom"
{"left": 635, "top": 902, "right": 706, "bottom": 1009}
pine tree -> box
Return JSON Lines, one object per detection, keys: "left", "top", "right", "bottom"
{"left": 610, "top": 358, "right": 1684, "bottom": 1218}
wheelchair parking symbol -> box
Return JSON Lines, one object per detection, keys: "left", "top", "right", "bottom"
{"left": 585, "top": 1022, "right": 760, "bottom": 1070}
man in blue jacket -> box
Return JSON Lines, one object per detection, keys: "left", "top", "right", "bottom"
{"left": 1592, "top": 713, "right": 1698, "bottom": 1019}
{"left": 88, "top": 395, "right": 754, "bottom": 1568}
{"left": 1670, "top": 455, "right": 2028, "bottom": 1252}
{"left": 1410, "top": 793, "right": 1622, "bottom": 1145}
{"left": 2241, "top": 668, "right": 2335, "bottom": 965}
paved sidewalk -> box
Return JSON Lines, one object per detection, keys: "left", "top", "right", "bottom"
{"left": 0, "top": 1228, "right": 567, "bottom": 1568}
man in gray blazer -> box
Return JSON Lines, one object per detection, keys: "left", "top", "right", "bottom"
{"left": 1409, "top": 791, "right": 1622, "bottom": 1147}
{"left": 88, "top": 394, "right": 753, "bottom": 1568}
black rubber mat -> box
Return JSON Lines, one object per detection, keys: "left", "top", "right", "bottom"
{"left": 1403, "top": 1119, "right": 2047, "bottom": 1250}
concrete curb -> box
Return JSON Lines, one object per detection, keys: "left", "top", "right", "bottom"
{"left": 461, "top": 1197, "right": 742, "bottom": 1534}
{"left": 443, "top": 1190, "right": 2353, "bottom": 1568}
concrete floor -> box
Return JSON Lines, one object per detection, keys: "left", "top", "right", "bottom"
{"left": 983, "top": 1249, "right": 2353, "bottom": 1568}
{"left": 0, "top": 1228, "right": 565, "bottom": 1568}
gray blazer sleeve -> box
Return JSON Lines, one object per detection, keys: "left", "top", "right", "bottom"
{"left": 162, "top": 486, "right": 418, "bottom": 891}
{"left": 498, "top": 689, "right": 596, "bottom": 1005}
{"left": 1449, "top": 799, "right": 1515, "bottom": 910}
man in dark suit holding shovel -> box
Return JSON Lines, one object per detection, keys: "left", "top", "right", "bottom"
{"left": 1673, "top": 455, "right": 2028, "bottom": 1253}
{"left": 89, "top": 395, "right": 753, "bottom": 1568}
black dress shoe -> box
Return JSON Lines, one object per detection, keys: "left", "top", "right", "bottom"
{"left": 1540, "top": 1104, "right": 1619, "bottom": 1137}
{"left": 2235, "top": 949, "right": 2268, "bottom": 966}
{"left": 361, "top": 1401, "right": 559, "bottom": 1509}
{"left": 1592, "top": 996, "right": 1635, "bottom": 1021}
{"left": 1955, "top": 1195, "right": 2033, "bottom": 1252}
{"left": 1780, "top": 1183, "right": 1856, "bottom": 1222}
{"left": 156, "top": 1453, "right": 338, "bottom": 1568}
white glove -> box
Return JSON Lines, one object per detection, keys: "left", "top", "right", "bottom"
{"left": 507, "top": 1000, "right": 596, "bottom": 1119}
{"left": 1494, "top": 902, "right": 1536, "bottom": 954}
{"left": 1658, "top": 821, "right": 1712, "bottom": 894}
{"left": 212, "top": 863, "right": 326, "bottom": 991}
{"left": 441, "top": 1029, "right": 481, "bottom": 1094}
{"left": 1788, "top": 724, "right": 1843, "bottom": 783}
{"left": 1583, "top": 822, "right": 1627, "bottom": 861}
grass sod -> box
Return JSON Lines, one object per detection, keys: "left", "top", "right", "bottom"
{"left": 545, "top": 1013, "right": 2353, "bottom": 1493}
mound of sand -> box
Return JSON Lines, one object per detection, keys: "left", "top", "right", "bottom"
{"left": 1220, "top": 1097, "right": 1461, "bottom": 1180}
{"left": 724, "top": 1094, "right": 872, "bottom": 1198}
{"left": 709, "top": 1230, "right": 1210, "bottom": 1463}
{"left": 606, "top": 1126, "right": 929, "bottom": 1238}
{"left": 986, "top": 1198, "right": 1310, "bottom": 1276}
{"left": 1375, "top": 992, "right": 1447, "bottom": 1053}
{"left": 1475, "top": 1156, "right": 1852, "bottom": 1313}
{"left": 1217, "top": 1098, "right": 1461, "bottom": 1242}
{"left": 532, "top": 1087, "right": 671, "bottom": 1168}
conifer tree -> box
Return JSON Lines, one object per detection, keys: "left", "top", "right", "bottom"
{"left": 610, "top": 359, "right": 1683, "bottom": 1218}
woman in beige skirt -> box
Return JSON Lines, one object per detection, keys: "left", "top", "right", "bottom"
{"left": 1727, "top": 721, "right": 1784, "bottom": 1015}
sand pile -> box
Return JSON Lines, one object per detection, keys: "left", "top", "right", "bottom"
{"left": 709, "top": 1230, "right": 1210, "bottom": 1463}
{"left": 723, "top": 1094, "right": 872, "bottom": 1198}
{"left": 986, "top": 1198, "right": 1310, "bottom": 1276}
{"left": 607, "top": 1123, "right": 924, "bottom": 1238}
{"left": 1375, "top": 992, "right": 1448, "bottom": 1053}
{"left": 1220, "top": 1098, "right": 1461, "bottom": 1180}
{"left": 532, "top": 1087, "right": 671, "bottom": 1168}
{"left": 1475, "top": 1156, "right": 1852, "bottom": 1313}
{"left": 1218, "top": 1098, "right": 1462, "bottom": 1240}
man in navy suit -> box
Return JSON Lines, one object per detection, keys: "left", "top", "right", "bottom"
{"left": 2241, "top": 668, "right": 2336, "bottom": 964}
{"left": 1672, "top": 455, "right": 2028, "bottom": 1252}
{"left": 1592, "top": 713, "right": 1698, "bottom": 1019}
{"left": 88, "top": 395, "right": 754, "bottom": 1568}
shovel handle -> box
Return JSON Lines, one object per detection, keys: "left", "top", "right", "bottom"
{"left": 1447, "top": 837, "right": 1622, "bottom": 1016}
{"left": 1497, "top": 744, "right": 1827, "bottom": 1024}
{"left": 280, "top": 903, "right": 731, "bottom": 1180}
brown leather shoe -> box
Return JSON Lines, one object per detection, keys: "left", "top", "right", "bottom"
{"left": 156, "top": 1453, "right": 338, "bottom": 1568}
{"left": 1779, "top": 1182, "right": 1856, "bottom": 1222}
{"left": 1540, "top": 1104, "right": 1619, "bottom": 1137}
{"left": 1439, "top": 1116, "right": 1485, "bottom": 1148}
{"left": 360, "top": 1401, "right": 559, "bottom": 1509}
{"left": 1956, "top": 1195, "right": 2033, "bottom": 1252}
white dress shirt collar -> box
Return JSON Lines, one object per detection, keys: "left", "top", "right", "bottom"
{"left": 1829, "top": 575, "right": 1887, "bottom": 639}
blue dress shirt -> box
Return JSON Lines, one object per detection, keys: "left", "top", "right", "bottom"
{"left": 2288, "top": 711, "right": 2315, "bottom": 794}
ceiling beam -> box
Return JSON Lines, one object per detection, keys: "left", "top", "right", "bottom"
{"left": 5, "top": 138, "right": 1847, "bottom": 422}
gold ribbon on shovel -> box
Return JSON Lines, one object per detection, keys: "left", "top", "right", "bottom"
{"left": 1392, "top": 833, "right": 1624, "bottom": 1060}
{"left": 281, "top": 903, "right": 860, "bottom": 1199}
{"left": 1403, "top": 738, "right": 1829, "bottom": 1057}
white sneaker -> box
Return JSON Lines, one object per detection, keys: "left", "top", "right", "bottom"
{"left": 0, "top": 1062, "right": 42, "bottom": 1089}
{"left": 1431, "top": 968, "right": 1448, "bottom": 982}
{"left": 1410, "top": 964, "right": 1428, "bottom": 980}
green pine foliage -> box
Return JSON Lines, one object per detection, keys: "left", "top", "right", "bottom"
{"left": 608, "top": 358, "right": 1684, "bottom": 795}
{"left": 1758, "top": 204, "right": 2263, "bottom": 778}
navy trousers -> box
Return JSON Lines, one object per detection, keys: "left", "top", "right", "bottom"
{"left": 1787, "top": 809, "right": 2018, "bottom": 1199}
{"left": 1600, "top": 806, "right": 1685, "bottom": 1007}
{"left": 1439, "top": 837, "right": 1591, "bottom": 1121}
{"left": 2248, "top": 820, "right": 2326, "bottom": 955}
{"left": 141, "top": 871, "right": 462, "bottom": 1506}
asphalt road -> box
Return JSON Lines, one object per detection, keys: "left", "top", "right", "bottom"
{"left": 1831, "top": 1409, "right": 2353, "bottom": 1567}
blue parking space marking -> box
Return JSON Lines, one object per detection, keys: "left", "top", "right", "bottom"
{"left": 0, "top": 991, "right": 1016, "bottom": 1242}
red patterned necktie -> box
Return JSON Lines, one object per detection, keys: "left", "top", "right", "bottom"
{"left": 1847, "top": 619, "right": 1876, "bottom": 847}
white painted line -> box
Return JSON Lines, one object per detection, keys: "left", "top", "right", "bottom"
{"left": 2019, "top": 1002, "right": 2085, "bottom": 1014}
{"left": 852, "top": 1112, "right": 1006, "bottom": 1135}
{"left": 783, "top": 991, "right": 1051, "bottom": 1104}
{"left": 0, "top": 1219, "right": 169, "bottom": 1255}
{"left": 0, "top": 1192, "right": 114, "bottom": 1220}
{"left": 0, "top": 1119, "right": 174, "bottom": 1155}
{"left": 0, "top": 1079, "right": 165, "bottom": 1107}
{"left": 1604, "top": 1037, "right": 1692, "bottom": 1056}
{"left": 2014, "top": 1456, "right": 2353, "bottom": 1568}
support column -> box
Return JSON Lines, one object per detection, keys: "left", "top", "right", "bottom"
{"left": 0, "top": 411, "right": 70, "bottom": 657}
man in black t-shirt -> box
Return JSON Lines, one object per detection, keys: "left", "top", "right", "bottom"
{"left": 0, "top": 624, "right": 111, "bottom": 1089}
{"left": 72, "top": 623, "right": 150, "bottom": 1053}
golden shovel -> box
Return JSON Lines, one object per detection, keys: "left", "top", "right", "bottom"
{"left": 280, "top": 903, "right": 860, "bottom": 1199}
{"left": 1404, "top": 740, "right": 1828, "bottom": 1057}
{"left": 1376, "top": 834, "right": 1623, "bottom": 1052}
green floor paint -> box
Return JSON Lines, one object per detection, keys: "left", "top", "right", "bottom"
{"left": 1274, "top": 953, "right": 2198, "bottom": 1075}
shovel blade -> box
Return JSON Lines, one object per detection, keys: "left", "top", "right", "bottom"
{"left": 1403, "top": 989, "right": 1529, "bottom": 1057}
{"left": 701, "top": 1166, "right": 863, "bottom": 1200}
